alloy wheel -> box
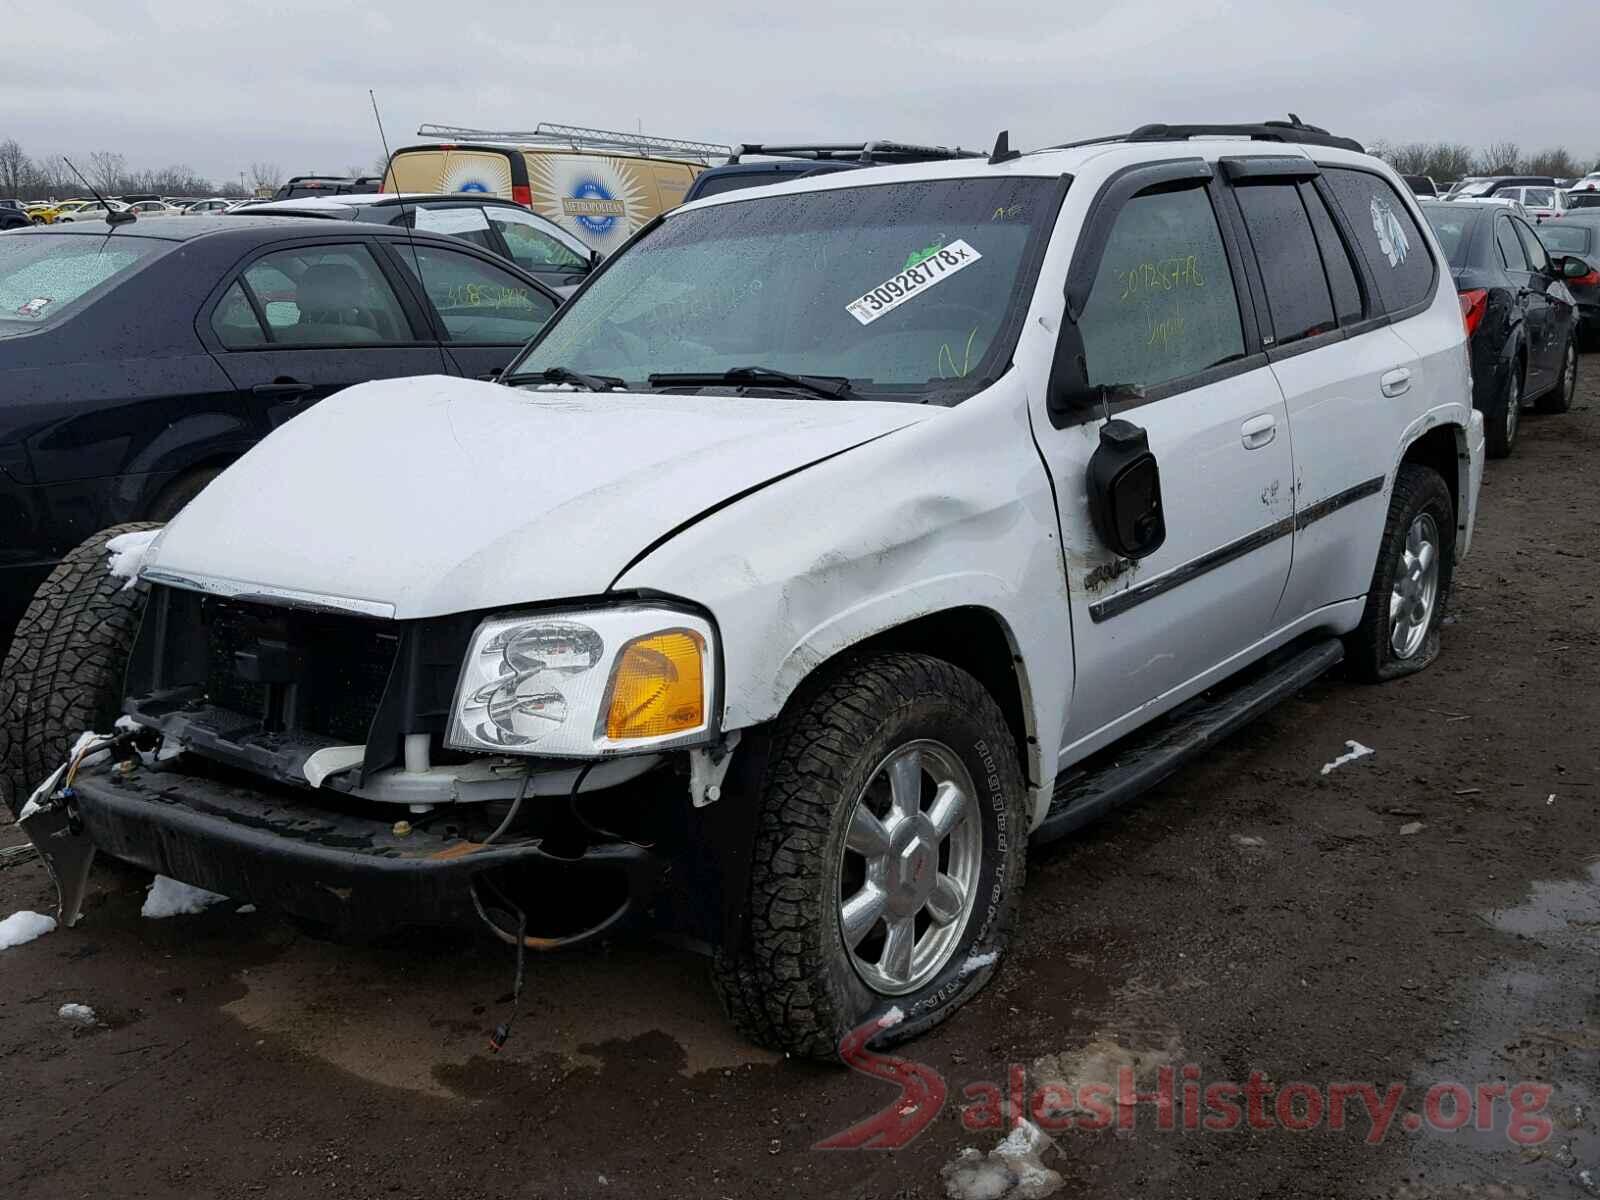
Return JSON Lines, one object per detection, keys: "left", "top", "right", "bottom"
{"left": 1390, "top": 512, "right": 1441, "bottom": 659}
{"left": 838, "top": 739, "right": 982, "bottom": 996}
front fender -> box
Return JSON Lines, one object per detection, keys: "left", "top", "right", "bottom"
{"left": 611, "top": 383, "right": 1071, "bottom": 806}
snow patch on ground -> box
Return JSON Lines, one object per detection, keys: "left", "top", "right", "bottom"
{"left": 1320, "top": 740, "right": 1375, "bottom": 775}
{"left": 0, "top": 910, "right": 57, "bottom": 950}
{"left": 142, "top": 876, "right": 229, "bottom": 919}
{"left": 105, "top": 529, "right": 161, "bottom": 590}
{"left": 57, "top": 1003, "right": 96, "bottom": 1026}
{"left": 941, "top": 1120, "right": 1063, "bottom": 1200}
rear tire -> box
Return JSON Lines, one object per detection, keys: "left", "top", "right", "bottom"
{"left": 1484, "top": 360, "right": 1522, "bottom": 459}
{"left": 1345, "top": 465, "right": 1455, "bottom": 683}
{"left": 0, "top": 523, "right": 161, "bottom": 816}
{"left": 1536, "top": 336, "right": 1577, "bottom": 414}
{"left": 713, "top": 653, "right": 1028, "bottom": 1061}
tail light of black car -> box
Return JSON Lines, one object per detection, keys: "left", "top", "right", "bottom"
{"left": 1459, "top": 289, "right": 1488, "bottom": 337}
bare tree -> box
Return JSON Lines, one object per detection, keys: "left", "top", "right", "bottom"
{"left": 0, "top": 138, "right": 30, "bottom": 197}
{"left": 1523, "top": 147, "right": 1578, "bottom": 178}
{"left": 1478, "top": 142, "right": 1521, "bottom": 175}
{"left": 84, "top": 150, "right": 127, "bottom": 194}
{"left": 249, "top": 161, "right": 282, "bottom": 190}
{"left": 1429, "top": 144, "right": 1476, "bottom": 183}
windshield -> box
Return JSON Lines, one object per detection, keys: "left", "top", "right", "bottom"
{"left": 1454, "top": 180, "right": 1498, "bottom": 198}
{"left": 1537, "top": 224, "right": 1593, "bottom": 255}
{"left": 1421, "top": 206, "right": 1477, "bottom": 268}
{"left": 507, "top": 176, "right": 1061, "bottom": 401}
{"left": 0, "top": 234, "right": 168, "bottom": 334}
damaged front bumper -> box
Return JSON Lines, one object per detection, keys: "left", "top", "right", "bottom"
{"left": 29, "top": 757, "right": 665, "bottom": 944}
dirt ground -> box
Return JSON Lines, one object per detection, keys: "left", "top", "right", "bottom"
{"left": 2, "top": 362, "right": 1597, "bottom": 1200}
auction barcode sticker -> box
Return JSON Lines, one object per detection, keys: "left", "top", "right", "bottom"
{"left": 845, "top": 240, "right": 983, "bottom": 326}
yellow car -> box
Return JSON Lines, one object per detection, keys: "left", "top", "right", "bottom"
{"left": 24, "top": 202, "right": 65, "bottom": 224}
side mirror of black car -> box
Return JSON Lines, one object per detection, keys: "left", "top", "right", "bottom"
{"left": 589, "top": 249, "right": 604, "bottom": 269}
{"left": 1560, "top": 255, "right": 1593, "bottom": 280}
{"left": 1086, "top": 419, "right": 1167, "bottom": 560}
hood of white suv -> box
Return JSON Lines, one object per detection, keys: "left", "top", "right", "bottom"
{"left": 149, "top": 375, "right": 932, "bottom": 619}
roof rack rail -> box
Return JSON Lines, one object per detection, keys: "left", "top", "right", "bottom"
{"left": 415, "top": 122, "right": 731, "bottom": 161}
{"left": 1050, "top": 116, "right": 1365, "bottom": 155}
{"left": 727, "top": 140, "right": 982, "bottom": 165}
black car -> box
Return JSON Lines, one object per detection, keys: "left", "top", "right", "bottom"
{"left": 0, "top": 216, "right": 562, "bottom": 648}
{"left": 239, "top": 193, "right": 599, "bottom": 294}
{"left": 1538, "top": 215, "right": 1600, "bottom": 341}
{"left": 1567, "top": 191, "right": 1600, "bottom": 212}
{"left": 1420, "top": 201, "right": 1581, "bottom": 458}
{"left": 1444, "top": 175, "right": 1558, "bottom": 201}
{"left": 0, "top": 207, "right": 29, "bottom": 232}
{"left": 682, "top": 140, "right": 982, "bottom": 203}
{"left": 271, "top": 176, "right": 382, "bottom": 200}
{"left": 1402, "top": 174, "right": 1438, "bottom": 198}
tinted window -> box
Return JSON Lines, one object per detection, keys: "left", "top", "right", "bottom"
{"left": 1538, "top": 224, "right": 1593, "bottom": 255}
{"left": 241, "top": 245, "right": 412, "bottom": 345}
{"left": 485, "top": 207, "right": 589, "bottom": 273}
{"left": 1301, "top": 183, "right": 1364, "bottom": 325}
{"left": 1421, "top": 206, "right": 1477, "bottom": 268}
{"left": 1233, "top": 182, "right": 1336, "bottom": 347}
{"left": 0, "top": 234, "right": 167, "bottom": 335}
{"left": 396, "top": 245, "right": 557, "bottom": 344}
{"left": 1495, "top": 219, "right": 1528, "bottom": 271}
{"left": 1322, "top": 169, "right": 1435, "bottom": 313}
{"left": 211, "top": 281, "right": 266, "bottom": 347}
{"left": 1075, "top": 186, "right": 1245, "bottom": 390}
{"left": 1567, "top": 193, "right": 1600, "bottom": 210}
{"left": 1513, "top": 220, "right": 1550, "bottom": 273}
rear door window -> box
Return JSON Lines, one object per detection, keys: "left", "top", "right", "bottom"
{"left": 1074, "top": 185, "right": 1246, "bottom": 390}
{"left": 1301, "top": 184, "right": 1364, "bottom": 325}
{"left": 1513, "top": 220, "right": 1550, "bottom": 273}
{"left": 239, "top": 244, "right": 414, "bottom": 345}
{"left": 1232, "top": 182, "right": 1336, "bottom": 348}
{"left": 1495, "top": 219, "right": 1529, "bottom": 271}
{"left": 1321, "top": 168, "right": 1436, "bottom": 314}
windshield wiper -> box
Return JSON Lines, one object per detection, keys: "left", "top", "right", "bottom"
{"left": 502, "top": 366, "right": 625, "bottom": 392}
{"left": 647, "top": 366, "right": 856, "bottom": 400}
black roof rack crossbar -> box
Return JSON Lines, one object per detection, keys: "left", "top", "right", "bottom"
{"left": 1049, "top": 117, "right": 1364, "bottom": 155}
{"left": 728, "top": 141, "right": 983, "bottom": 165}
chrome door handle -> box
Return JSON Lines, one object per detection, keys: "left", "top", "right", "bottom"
{"left": 1240, "top": 413, "right": 1277, "bottom": 449}
{"left": 1381, "top": 368, "right": 1412, "bottom": 398}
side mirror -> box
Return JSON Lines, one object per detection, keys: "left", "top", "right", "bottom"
{"left": 1086, "top": 419, "right": 1166, "bottom": 560}
{"left": 1561, "top": 255, "right": 1592, "bottom": 280}
{"left": 589, "top": 249, "right": 603, "bottom": 269}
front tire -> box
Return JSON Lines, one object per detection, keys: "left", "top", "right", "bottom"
{"left": 1536, "top": 336, "right": 1577, "bottom": 414}
{"left": 1345, "top": 465, "right": 1455, "bottom": 683}
{"left": 714, "top": 653, "right": 1028, "bottom": 1060}
{"left": 0, "top": 523, "right": 160, "bottom": 816}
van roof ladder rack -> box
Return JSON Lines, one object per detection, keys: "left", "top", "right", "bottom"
{"left": 415, "top": 122, "right": 732, "bottom": 161}
{"left": 727, "top": 141, "right": 983, "bottom": 165}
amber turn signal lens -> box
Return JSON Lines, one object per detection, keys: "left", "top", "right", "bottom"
{"left": 605, "top": 630, "right": 706, "bottom": 740}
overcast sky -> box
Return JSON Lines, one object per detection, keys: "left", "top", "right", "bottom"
{"left": 5, "top": 0, "right": 1598, "bottom": 187}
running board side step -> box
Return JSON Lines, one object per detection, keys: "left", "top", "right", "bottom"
{"left": 1032, "top": 637, "right": 1344, "bottom": 847}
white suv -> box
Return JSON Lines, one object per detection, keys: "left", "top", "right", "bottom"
{"left": 7, "top": 119, "right": 1485, "bottom": 1059}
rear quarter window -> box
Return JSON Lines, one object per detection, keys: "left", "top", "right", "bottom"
{"left": 1322, "top": 168, "right": 1436, "bottom": 315}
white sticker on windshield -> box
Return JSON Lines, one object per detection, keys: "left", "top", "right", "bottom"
{"left": 414, "top": 206, "right": 492, "bottom": 236}
{"left": 17, "top": 297, "right": 52, "bottom": 318}
{"left": 845, "top": 239, "right": 983, "bottom": 326}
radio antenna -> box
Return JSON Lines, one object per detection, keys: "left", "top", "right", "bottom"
{"left": 61, "top": 157, "right": 136, "bottom": 225}
{"left": 369, "top": 90, "right": 421, "bottom": 265}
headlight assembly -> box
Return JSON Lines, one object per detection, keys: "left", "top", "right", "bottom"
{"left": 445, "top": 607, "right": 716, "bottom": 758}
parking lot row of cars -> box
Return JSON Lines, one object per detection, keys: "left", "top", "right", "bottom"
{"left": 0, "top": 117, "right": 1589, "bottom": 1057}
